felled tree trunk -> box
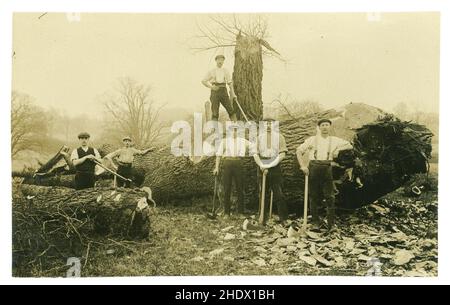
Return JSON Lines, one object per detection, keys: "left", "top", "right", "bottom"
{"left": 13, "top": 185, "right": 153, "bottom": 269}
{"left": 16, "top": 185, "right": 152, "bottom": 239}
{"left": 134, "top": 103, "right": 433, "bottom": 213}
{"left": 25, "top": 174, "right": 75, "bottom": 188}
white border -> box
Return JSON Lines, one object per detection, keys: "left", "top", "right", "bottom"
{"left": 1, "top": 0, "right": 448, "bottom": 285}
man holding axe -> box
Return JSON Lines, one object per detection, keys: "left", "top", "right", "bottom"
{"left": 296, "top": 119, "right": 353, "bottom": 231}
{"left": 202, "top": 54, "right": 238, "bottom": 122}
{"left": 213, "top": 122, "right": 252, "bottom": 219}
{"left": 69, "top": 132, "right": 102, "bottom": 190}
{"left": 253, "top": 117, "right": 288, "bottom": 225}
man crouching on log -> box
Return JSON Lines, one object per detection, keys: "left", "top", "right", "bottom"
{"left": 202, "top": 54, "right": 237, "bottom": 121}
{"left": 70, "top": 132, "right": 102, "bottom": 190}
{"left": 105, "top": 136, "right": 154, "bottom": 188}
{"left": 296, "top": 119, "right": 353, "bottom": 231}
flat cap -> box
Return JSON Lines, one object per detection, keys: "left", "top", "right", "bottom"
{"left": 215, "top": 54, "right": 225, "bottom": 60}
{"left": 78, "top": 132, "right": 90, "bottom": 138}
{"left": 263, "top": 115, "right": 276, "bottom": 122}
{"left": 122, "top": 136, "right": 132, "bottom": 141}
{"left": 317, "top": 118, "right": 332, "bottom": 126}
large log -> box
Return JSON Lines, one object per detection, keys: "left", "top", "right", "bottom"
{"left": 14, "top": 185, "right": 152, "bottom": 243}
{"left": 12, "top": 184, "right": 154, "bottom": 270}
{"left": 133, "top": 103, "right": 433, "bottom": 213}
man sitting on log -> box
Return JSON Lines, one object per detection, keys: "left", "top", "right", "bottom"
{"left": 253, "top": 117, "right": 289, "bottom": 225}
{"left": 70, "top": 132, "right": 102, "bottom": 190}
{"left": 105, "top": 136, "right": 154, "bottom": 188}
{"left": 213, "top": 123, "right": 252, "bottom": 219}
{"left": 202, "top": 54, "right": 237, "bottom": 121}
{"left": 296, "top": 119, "right": 353, "bottom": 231}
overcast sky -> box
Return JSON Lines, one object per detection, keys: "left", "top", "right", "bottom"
{"left": 12, "top": 12, "right": 440, "bottom": 117}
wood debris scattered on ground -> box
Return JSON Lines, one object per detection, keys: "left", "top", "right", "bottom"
{"left": 12, "top": 173, "right": 437, "bottom": 277}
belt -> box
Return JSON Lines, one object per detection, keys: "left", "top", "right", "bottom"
{"left": 223, "top": 157, "right": 243, "bottom": 161}
{"left": 212, "top": 82, "right": 227, "bottom": 88}
{"left": 310, "top": 160, "right": 332, "bottom": 166}
{"left": 117, "top": 161, "right": 132, "bottom": 167}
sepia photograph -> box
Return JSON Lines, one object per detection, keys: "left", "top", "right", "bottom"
{"left": 9, "top": 11, "right": 439, "bottom": 279}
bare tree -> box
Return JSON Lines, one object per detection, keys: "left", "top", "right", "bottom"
{"left": 102, "top": 78, "right": 164, "bottom": 147}
{"left": 271, "top": 93, "right": 323, "bottom": 119}
{"left": 11, "top": 91, "right": 49, "bottom": 157}
{"left": 192, "top": 15, "right": 282, "bottom": 121}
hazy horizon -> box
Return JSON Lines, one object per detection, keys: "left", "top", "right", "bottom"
{"left": 12, "top": 12, "right": 440, "bottom": 118}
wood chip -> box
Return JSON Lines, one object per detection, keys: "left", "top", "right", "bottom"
{"left": 299, "top": 255, "right": 317, "bottom": 266}
{"left": 392, "top": 249, "right": 415, "bottom": 265}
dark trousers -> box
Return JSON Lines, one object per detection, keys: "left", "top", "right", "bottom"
{"left": 309, "top": 161, "right": 335, "bottom": 226}
{"left": 222, "top": 158, "right": 244, "bottom": 215}
{"left": 117, "top": 164, "right": 132, "bottom": 188}
{"left": 258, "top": 165, "right": 288, "bottom": 223}
{"left": 210, "top": 87, "right": 235, "bottom": 120}
{"left": 74, "top": 171, "right": 95, "bottom": 190}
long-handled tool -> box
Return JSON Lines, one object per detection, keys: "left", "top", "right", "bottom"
{"left": 301, "top": 175, "right": 309, "bottom": 233}
{"left": 93, "top": 159, "right": 132, "bottom": 183}
{"left": 258, "top": 169, "right": 268, "bottom": 225}
{"left": 232, "top": 96, "right": 250, "bottom": 123}
{"left": 207, "top": 175, "right": 219, "bottom": 219}
{"left": 269, "top": 189, "right": 274, "bottom": 220}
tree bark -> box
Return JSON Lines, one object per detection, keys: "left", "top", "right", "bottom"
{"left": 232, "top": 33, "right": 264, "bottom": 121}
{"left": 16, "top": 185, "right": 152, "bottom": 239}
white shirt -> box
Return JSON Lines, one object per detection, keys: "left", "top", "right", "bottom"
{"left": 70, "top": 146, "right": 101, "bottom": 160}
{"left": 203, "top": 67, "right": 232, "bottom": 84}
{"left": 297, "top": 135, "right": 350, "bottom": 161}
{"left": 256, "top": 132, "right": 288, "bottom": 159}
{"left": 216, "top": 137, "right": 254, "bottom": 157}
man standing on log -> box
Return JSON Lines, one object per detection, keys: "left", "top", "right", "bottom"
{"left": 202, "top": 55, "right": 238, "bottom": 122}
{"left": 70, "top": 132, "right": 102, "bottom": 190}
{"left": 105, "top": 136, "right": 154, "bottom": 188}
{"left": 213, "top": 123, "right": 252, "bottom": 218}
{"left": 253, "top": 117, "right": 289, "bottom": 225}
{"left": 296, "top": 119, "right": 353, "bottom": 231}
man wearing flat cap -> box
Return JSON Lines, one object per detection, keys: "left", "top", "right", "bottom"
{"left": 105, "top": 136, "right": 154, "bottom": 188}
{"left": 202, "top": 54, "right": 238, "bottom": 122}
{"left": 296, "top": 119, "right": 353, "bottom": 231}
{"left": 70, "top": 132, "right": 102, "bottom": 190}
{"left": 213, "top": 122, "right": 254, "bottom": 218}
{"left": 253, "top": 116, "right": 289, "bottom": 225}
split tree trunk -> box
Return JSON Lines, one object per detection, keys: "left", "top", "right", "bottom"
{"left": 232, "top": 33, "right": 264, "bottom": 121}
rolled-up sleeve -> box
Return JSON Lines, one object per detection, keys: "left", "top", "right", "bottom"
{"left": 224, "top": 69, "right": 232, "bottom": 84}
{"left": 203, "top": 70, "right": 213, "bottom": 83}
{"left": 215, "top": 139, "right": 225, "bottom": 157}
{"left": 297, "top": 137, "right": 313, "bottom": 155}
{"left": 94, "top": 148, "right": 101, "bottom": 159}
{"left": 70, "top": 149, "right": 78, "bottom": 161}
{"left": 333, "top": 137, "right": 351, "bottom": 149}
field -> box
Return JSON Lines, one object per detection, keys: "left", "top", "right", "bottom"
{"left": 12, "top": 164, "right": 438, "bottom": 278}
